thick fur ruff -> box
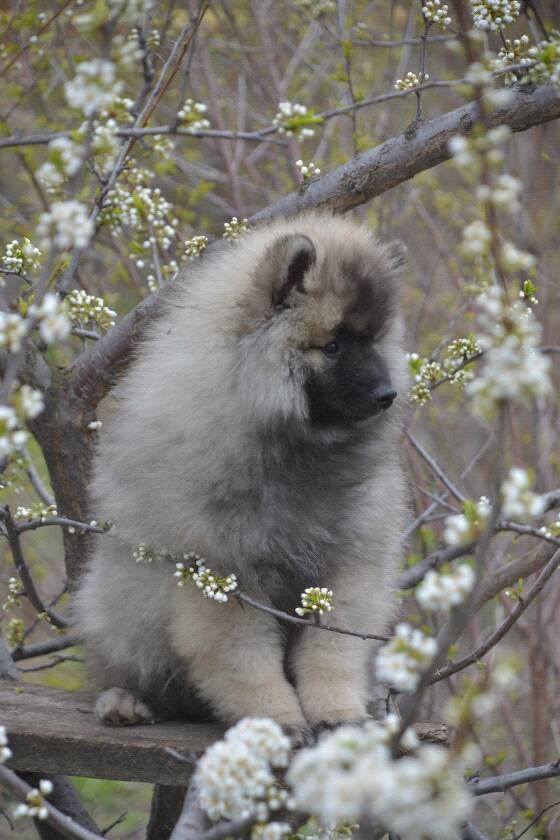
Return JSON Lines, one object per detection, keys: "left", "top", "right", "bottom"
{"left": 75, "top": 212, "right": 409, "bottom": 727}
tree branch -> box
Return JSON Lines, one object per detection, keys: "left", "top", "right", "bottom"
{"left": 471, "top": 761, "right": 560, "bottom": 796}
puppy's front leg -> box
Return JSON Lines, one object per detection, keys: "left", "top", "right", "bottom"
{"left": 291, "top": 556, "right": 396, "bottom": 727}
{"left": 170, "top": 585, "right": 306, "bottom": 727}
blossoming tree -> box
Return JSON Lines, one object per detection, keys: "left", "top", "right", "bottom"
{"left": 0, "top": 1, "right": 560, "bottom": 839}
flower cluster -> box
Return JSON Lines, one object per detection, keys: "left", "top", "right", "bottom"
{"left": 14, "top": 384, "right": 45, "bottom": 419}
{"left": 448, "top": 126, "right": 513, "bottom": 191}
{"left": 0, "top": 726, "right": 12, "bottom": 763}
{"left": 443, "top": 496, "right": 491, "bottom": 547}
{"left": 13, "top": 779, "right": 53, "bottom": 821}
{"left": 197, "top": 718, "right": 290, "bottom": 826}
{"left": 15, "top": 503, "right": 58, "bottom": 523}
{"left": 177, "top": 99, "right": 211, "bottom": 132}
{"left": 490, "top": 35, "right": 532, "bottom": 76}
{"left": 65, "top": 289, "right": 116, "bottom": 332}
{"left": 3, "top": 577, "right": 24, "bottom": 611}
{"left": 100, "top": 168, "right": 178, "bottom": 269}
{"left": 223, "top": 217, "right": 249, "bottom": 241}
{"left": 296, "top": 159, "right": 321, "bottom": 182}
{"left": 416, "top": 564, "right": 476, "bottom": 611}
{"left": 37, "top": 137, "right": 83, "bottom": 192}
{"left": 0, "top": 312, "right": 28, "bottom": 353}
{"left": 1, "top": 238, "right": 41, "bottom": 278}
{"left": 295, "top": 587, "right": 333, "bottom": 617}
{"left": 108, "top": 0, "right": 154, "bottom": 21}
{"left": 272, "top": 102, "right": 319, "bottom": 139}
{"left": 0, "top": 406, "right": 28, "bottom": 458}
{"left": 408, "top": 341, "right": 478, "bottom": 405}
{"left": 29, "top": 294, "right": 72, "bottom": 344}
{"left": 182, "top": 235, "right": 209, "bottom": 261}
{"left": 525, "top": 32, "right": 560, "bottom": 90}
{"left": 375, "top": 623, "right": 437, "bottom": 692}
{"left": 470, "top": 0, "right": 521, "bottom": 31}
{"left": 288, "top": 719, "right": 471, "bottom": 838}
{"left": 132, "top": 542, "right": 167, "bottom": 563}
{"left": 422, "top": 1, "right": 451, "bottom": 28}
{"left": 394, "top": 71, "right": 428, "bottom": 91}
{"left": 65, "top": 59, "right": 122, "bottom": 116}
{"left": 6, "top": 616, "right": 25, "bottom": 646}
{"left": 175, "top": 553, "right": 238, "bottom": 602}
{"left": 501, "top": 467, "right": 546, "bottom": 521}
{"left": 38, "top": 201, "right": 94, "bottom": 251}
{"left": 466, "top": 286, "right": 551, "bottom": 416}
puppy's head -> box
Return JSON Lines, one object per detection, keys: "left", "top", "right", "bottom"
{"left": 253, "top": 219, "right": 406, "bottom": 429}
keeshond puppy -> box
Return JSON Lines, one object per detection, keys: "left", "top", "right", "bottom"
{"left": 75, "top": 211, "right": 408, "bottom": 732}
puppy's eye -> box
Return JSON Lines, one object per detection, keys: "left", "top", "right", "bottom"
{"left": 322, "top": 340, "right": 340, "bottom": 356}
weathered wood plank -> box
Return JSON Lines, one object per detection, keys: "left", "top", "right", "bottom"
{"left": 1, "top": 681, "right": 224, "bottom": 785}
{"left": 1, "top": 680, "right": 450, "bottom": 787}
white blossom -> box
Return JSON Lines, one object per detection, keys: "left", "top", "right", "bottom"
{"left": 37, "top": 136, "right": 83, "bottom": 191}
{"left": 0, "top": 726, "right": 12, "bottom": 764}
{"left": 416, "top": 564, "right": 476, "bottom": 611}
{"left": 0, "top": 312, "right": 28, "bottom": 353}
{"left": 422, "top": 1, "right": 451, "bottom": 28}
{"left": 175, "top": 553, "right": 238, "bottom": 602}
{"left": 38, "top": 201, "right": 94, "bottom": 250}
{"left": 183, "top": 235, "right": 208, "bottom": 260}
{"left": 466, "top": 286, "right": 551, "bottom": 415}
{"left": 443, "top": 496, "right": 491, "bottom": 547}
{"left": 295, "top": 159, "right": 321, "bottom": 181}
{"left": 0, "top": 406, "right": 28, "bottom": 457}
{"left": 470, "top": 0, "right": 521, "bottom": 31}
{"left": 273, "top": 102, "right": 317, "bottom": 138}
{"left": 65, "top": 289, "right": 116, "bottom": 331}
{"left": 295, "top": 587, "right": 333, "bottom": 617}
{"left": 177, "top": 99, "right": 211, "bottom": 132}
{"left": 29, "top": 294, "right": 72, "bottom": 344}
{"left": 375, "top": 623, "right": 437, "bottom": 692}
{"left": 13, "top": 778, "right": 53, "bottom": 821}
{"left": 288, "top": 721, "right": 471, "bottom": 838}
{"left": 65, "top": 59, "right": 122, "bottom": 116}
{"left": 525, "top": 33, "right": 560, "bottom": 90}
{"left": 18, "top": 384, "right": 45, "bottom": 419}
{"left": 501, "top": 467, "right": 547, "bottom": 520}
{"left": 223, "top": 217, "right": 249, "bottom": 241}
{"left": 395, "top": 71, "right": 428, "bottom": 91}
{"left": 461, "top": 220, "right": 491, "bottom": 258}
{"left": 1, "top": 238, "right": 41, "bottom": 277}
{"left": 197, "top": 718, "right": 290, "bottom": 823}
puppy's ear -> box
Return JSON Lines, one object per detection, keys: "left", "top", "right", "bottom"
{"left": 266, "top": 233, "right": 316, "bottom": 310}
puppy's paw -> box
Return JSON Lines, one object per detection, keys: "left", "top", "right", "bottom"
{"left": 95, "top": 687, "right": 155, "bottom": 726}
{"left": 281, "top": 722, "right": 314, "bottom": 749}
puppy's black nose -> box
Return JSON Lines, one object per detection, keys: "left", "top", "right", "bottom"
{"left": 373, "top": 385, "right": 397, "bottom": 410}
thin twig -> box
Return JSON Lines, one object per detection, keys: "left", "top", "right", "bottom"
{"left": 235, "top": 592, "right": 390, "bottom": 642}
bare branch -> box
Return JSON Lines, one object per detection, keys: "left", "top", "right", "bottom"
{"left": 11, "top": 635, "right": 80, "bottom": 662}
{"left": 471, "top": 761, "right": 560, "bottom": 796}
{"left": 431, "top": 548, "right": 560, "bottom": 683}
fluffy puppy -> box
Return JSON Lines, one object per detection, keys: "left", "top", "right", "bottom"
{"left": 75, "top": 211, "right": 408, "bottom": 731}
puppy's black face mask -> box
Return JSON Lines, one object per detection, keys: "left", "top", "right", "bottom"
{"left": 305, "top": 330, "right": 396, "bottom": 427}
